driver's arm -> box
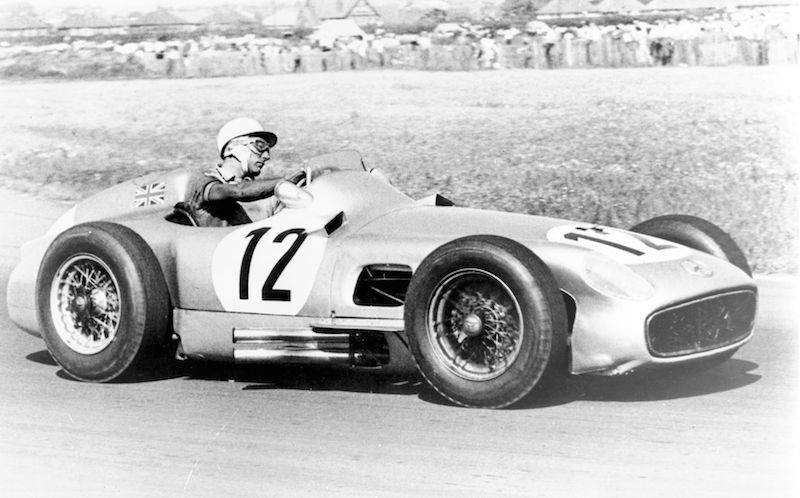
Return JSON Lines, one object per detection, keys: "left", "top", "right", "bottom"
{"left": 206, "top": 171, "right": 306, "bottom": 203}
{"left": 206, "top": 177, "right": 280, "bottom": 202}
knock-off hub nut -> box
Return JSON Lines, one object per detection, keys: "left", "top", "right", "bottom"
{"left": 462, "top": 313, "right": 484, "bottom": 337}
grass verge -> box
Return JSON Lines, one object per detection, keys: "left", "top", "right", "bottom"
{"left": 0, "top": 66, "right": 796, "bottom": 273}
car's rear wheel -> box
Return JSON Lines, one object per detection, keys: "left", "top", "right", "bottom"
{"left": 630, "top": 214, "right": 751, "bottom": 276}
{"left": 405, "top": 235, "right": 568, "bottom": 408}
{"left": 36, "top": 222, "right": 171, "bottom": 382}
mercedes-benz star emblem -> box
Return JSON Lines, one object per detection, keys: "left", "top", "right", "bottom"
{"left": 681, "top": 259, "right": 714, "bottom": 278}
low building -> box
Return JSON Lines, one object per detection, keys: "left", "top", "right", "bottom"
{"left": 0, "top": 14, "right": 50, "bottom": 38}
{"left": 298, "top": 0, "right": 382, "bottom": 28}
{"left": 58, "top": 13, "right": 126, "bottom": 37}
{"left": 128, "top": 9, "right": 197, "bottom": 36}
{"left": 200, "top": 9, "right": 259, "bottom": 32}
{"left": 536, "top": 0, "right": 797, "bottom": 19}
{"left": 641, "top": 0, "right": 798, "bottom": 11}
{"left": 348, "top": 0, "right": 383, "bottom": 26}
{"left": 536, "top": 0, "right": 609, "bottom": 17}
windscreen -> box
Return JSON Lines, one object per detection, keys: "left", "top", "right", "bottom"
{"left": 305, "top": 149, "right": 366, "bottom": 172}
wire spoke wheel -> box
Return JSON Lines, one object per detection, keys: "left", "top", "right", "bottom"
{"left": 427, "top": 268, "right": 524, "bottom": 381}
{"left": 38, "top": 222, "right": 171, "bottom": 382}
{"left": 405, "top": 235, "right": 568, "bottom": 408}
{"left": 50, "top": 254, "right": 121, "bottom": 355}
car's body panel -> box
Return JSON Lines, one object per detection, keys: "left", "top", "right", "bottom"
{"left": 7, "top": 152, "right": 757, "bottom": 377}
{"left": 173, "top": 308, "right": 413, "bottom": 371}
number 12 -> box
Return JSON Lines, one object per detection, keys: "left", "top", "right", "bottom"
{"left": 239, "top": 227, "right": 308, "bottom": 301}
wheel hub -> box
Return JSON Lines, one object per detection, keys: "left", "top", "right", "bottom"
{"left": 461, "top": 313, "right": 484, "bottom": 337}
{"left": 90, "top": 289, "right": 109, "bottom": 313}
{"left": 72, "top": 294, "right": 88, "bottom": 312}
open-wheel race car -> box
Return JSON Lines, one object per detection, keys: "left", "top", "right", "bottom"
{"left": 7, "top": 151, "right": 757, "bottom": 408}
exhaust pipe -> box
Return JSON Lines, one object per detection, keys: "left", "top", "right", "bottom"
{"left": 233, "top": 328, "right": 351, "bottom": 364}
{"left": 234, "top": 349, "right": 351, "bottom": 363}
{"left": 232, "top": 328, "right": 389, "bottom": 367}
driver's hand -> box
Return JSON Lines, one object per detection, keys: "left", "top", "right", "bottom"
{"left": 286, "top": 166, "right": 336, "bottom": 185}
{"left": 309, "top": 166, "right": 337, "bottom": 178}
{"left": 286, "top": 169, "right": 306, "bottom": 184}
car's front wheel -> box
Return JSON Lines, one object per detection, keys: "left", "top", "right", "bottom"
{"left": 404, "top": 235, "right": 568, "bottom": 408}
{"left": 36, "top": 222, "right": 171, "bottom": 382}
{"left": 630, "top": 214, "right": 751, "bottom": 276}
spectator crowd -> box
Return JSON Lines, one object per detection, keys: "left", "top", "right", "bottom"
{"left": 0, "top": 7, "right": 796, "bottom": 79}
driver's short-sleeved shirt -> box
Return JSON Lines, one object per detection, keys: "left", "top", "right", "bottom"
{"left": 186, "top": 167, "right": 252, "bottom": 227}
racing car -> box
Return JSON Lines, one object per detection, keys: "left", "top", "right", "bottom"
{"left": 6, "top": 150, "right": 757, "bottom": 408}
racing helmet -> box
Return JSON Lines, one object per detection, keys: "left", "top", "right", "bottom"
{"left": 216, "top": 118, "right": 278, "bottom": 158}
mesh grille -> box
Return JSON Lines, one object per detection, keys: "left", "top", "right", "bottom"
{"left": 647, "top": 290, "right": 756, "bottom": 358}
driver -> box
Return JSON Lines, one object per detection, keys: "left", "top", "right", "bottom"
{"left": 185, "top": 117, "right": 303, "bottom": 227}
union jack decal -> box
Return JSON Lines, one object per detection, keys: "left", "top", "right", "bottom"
{"left": 133, "top": 182, "right": 166, "bottom": 208}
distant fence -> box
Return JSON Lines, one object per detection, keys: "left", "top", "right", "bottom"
{"left": 2, "top": 32, "right": 797, "bottom": 80}
{"left": 140, "top": 37, "right": 798, "bottom": 80}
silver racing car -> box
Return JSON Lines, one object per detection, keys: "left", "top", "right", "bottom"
{"left": 7, "top": 151, "right": 757, "bottom": 408}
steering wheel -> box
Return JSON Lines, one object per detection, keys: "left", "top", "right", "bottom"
{"left": 289, "top": 166, "right": 341, "bottom": 187}
{"left": 296, "top": 167, "right": 310, "bottom": 187}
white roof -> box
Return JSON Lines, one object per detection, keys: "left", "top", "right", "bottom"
{"left": 309, "top": 18, "right": 366, "bottom": 46}
{"left": 434, "top": 22, "right": 465, "bottom": 33}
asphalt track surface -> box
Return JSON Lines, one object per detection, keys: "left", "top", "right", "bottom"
{"left": 0, "top": 191, "right": 797, "bottom": 497}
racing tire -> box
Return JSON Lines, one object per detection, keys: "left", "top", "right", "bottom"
{"left": 36, "top": 222, "right": 171, "bottom": 382}
{"left": 404, "top": 235, "right": 568, "bottom": 409}
{"left": 630, "top": 215, "right": 752, "bottom": 276}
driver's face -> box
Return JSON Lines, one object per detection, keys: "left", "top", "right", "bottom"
{"left": 230, "top": 136, "right": 269, "bottom": 178}
{"left": 246, "top": 145, "right": 270, "bottom": 177}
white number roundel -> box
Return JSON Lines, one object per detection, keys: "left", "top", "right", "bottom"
{"left": 211, "top": 213, "right": 329, "bottom": 315}
{"left": 547, "top": 224, "right": 689, "bottom": 264}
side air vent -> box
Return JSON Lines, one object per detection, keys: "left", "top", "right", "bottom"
{"left": 353, "top": 264, "right": 412, "bottom": 307}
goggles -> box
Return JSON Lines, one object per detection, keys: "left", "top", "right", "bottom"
{"left": 226, "top": 137, "right": 271, "bottom": 156}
